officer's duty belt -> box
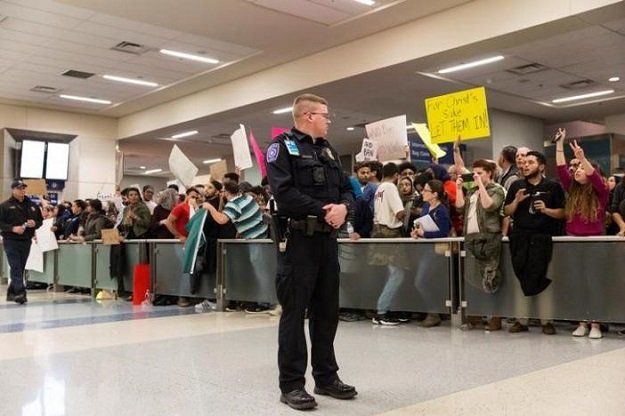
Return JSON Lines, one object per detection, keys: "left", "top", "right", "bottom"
{"left": 289, "top": 219, "right": 334, "bottom": 234}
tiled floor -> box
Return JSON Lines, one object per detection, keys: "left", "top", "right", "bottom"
{"left": 2, "top": 287, "right": 625, "bottom": 415}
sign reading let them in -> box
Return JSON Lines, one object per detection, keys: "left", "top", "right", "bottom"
{"left": 425, "top": 86, "right": 490, "bottom": 144}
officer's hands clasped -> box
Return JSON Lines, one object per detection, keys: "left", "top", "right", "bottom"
{"left": 323, "top": 203, "right": 347, "bottom": 229}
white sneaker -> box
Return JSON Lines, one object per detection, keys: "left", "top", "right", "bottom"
{"left": 572, "top": 324, "right": 588, "bottom": 337}
{"left": 589, "top": 325, "right": 603, "bottom": 339}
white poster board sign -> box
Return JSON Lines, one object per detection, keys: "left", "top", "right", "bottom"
{"left": 230, "top": 124, "right": 253, "bottom": 170}
{"left": 360, "top": 138, "right": 378, "bottom": 161}
{"left": 168, "top": 145, "right": 198, "bottom": 187}
{"left": 35, "top": 218, "right": 59, "bottom": 252}
{"left": 365, "top": 115, "right": 408, "bottom": 161}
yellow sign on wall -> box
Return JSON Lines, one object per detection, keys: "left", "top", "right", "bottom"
{"left": 425, "top": 86, "right": 490, "bottom": 144}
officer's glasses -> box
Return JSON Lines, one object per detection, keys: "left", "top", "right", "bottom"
{"left": 308, "top": 112, "right": 331, "bottom": 121}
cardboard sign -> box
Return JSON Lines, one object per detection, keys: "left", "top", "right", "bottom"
{"left": 24, "top": 179, "right": 47, "bottom": 196}
{"left": 101, "top": 228, "right": 121, "bottom": 245}
{"left": 425, "top": 86, "right": 490, "bottom": 144}
{"left": 365, "top": 115, "right": 408, "bottom": 161}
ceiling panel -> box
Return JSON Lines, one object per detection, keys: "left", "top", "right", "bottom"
{"left": 0, "top": 0, "right": 84, "bottom": 28}
{"left": 2, "top": 0, "right": 95, "bottom": 20}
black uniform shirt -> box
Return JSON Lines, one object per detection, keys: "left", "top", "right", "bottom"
{"left": 266, "top": 128, "right": 354, "bottom": 220}
{"left": 0, "top": 196, "right": 44, "bottom": 240}
{"left": 505, "top": 177, "right": 565, "bottom": 235}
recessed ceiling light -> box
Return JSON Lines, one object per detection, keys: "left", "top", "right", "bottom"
{"left": 353, "top": 0, "right": 375, "bottom": 5}
{"left": 171, "top": 130, "right": 198, "bottom": 139}
{"left": 139, "top": 166, "right": 146, "bottom": 169}
{"left": 144, "top": 168, "right": 162, "bottom": 175}
{"left": 438, "top": 55, "right": 504, "bottom": 74}
{"left": 59, "top": 94, "right": 111, "bottom": 104}
{"left": 551, "top": 89, "right": 615, "bottom": 103}
{"left": 346, "top": 127, "right": 355, "bottom": 131}
{"left": 203, "top": 158, "right": 222, "bottom": 164}
{"left": 272, "top": 106, "right": 293, "bottom": 115}
{"left": 102, "top": 74, "right": 158, "bottom": 87}
{"left": 609, "top": 76, "right": 620, "bottom": 82}
{"left": 160, "top": 49, "right": 219, "bottom": 64}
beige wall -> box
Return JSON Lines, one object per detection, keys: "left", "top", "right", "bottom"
{"left": 0, "top": 103, "right": 118, "bottom": 200}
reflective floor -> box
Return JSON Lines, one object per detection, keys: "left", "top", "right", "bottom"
{"left": 2, "top": 286, "right": 625, "bottom": 415}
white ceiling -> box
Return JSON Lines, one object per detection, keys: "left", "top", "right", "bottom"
{"left": 2, "top": 0, "right": 625, "bottom": 178}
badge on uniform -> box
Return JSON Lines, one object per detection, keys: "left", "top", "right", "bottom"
{"left": 322, "top": 147, "right": 335, "bottom": 161}
{"left": 284, "top": 140, "right": 300, "bottom": 156}
{"left": 266, "top": 143, "right": 280, "bottom": 163}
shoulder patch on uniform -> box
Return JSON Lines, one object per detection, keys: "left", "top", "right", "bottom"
{"left": 266, "top": 143, "right": 280, "bottom": 163}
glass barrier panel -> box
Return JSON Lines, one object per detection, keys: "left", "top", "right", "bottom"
{"left": 57, "top": 243, "right": 92, "bottom": 288}
{"left": 153, "top": 242, "right": 215, "bottom": 298}
{"left": 463, "top": 238, "right": 625, "bottom": 322}
{"left": 94, "top": 244, "right": 117, "bottom": 291}
{"left": 27, "top": 251, "right": 55, "bottom": 284}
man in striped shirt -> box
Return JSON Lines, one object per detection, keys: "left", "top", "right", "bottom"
{"left": 202, "top": 180, "right": 268, "bottom": 239}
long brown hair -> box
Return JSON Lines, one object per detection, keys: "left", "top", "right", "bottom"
{"left": 565, "top": 162, "right": 601, "bottom": 223}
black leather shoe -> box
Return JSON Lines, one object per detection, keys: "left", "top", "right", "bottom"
{"left": 14, "top": 294, "right": 27, "bottom": 305}
{"left": 280, "top": 389, "right": 317, "bottom": 410}
{"left": 314, "top": 379, "right": 357, "bottom": 399}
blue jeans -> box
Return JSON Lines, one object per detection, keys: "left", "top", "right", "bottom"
{"left": 376, "top": 264, "right": 405, "bottom": 314}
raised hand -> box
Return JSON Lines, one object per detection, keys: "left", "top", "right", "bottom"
{"left": 569, "top": 140, "right": 585, "bottom": 161}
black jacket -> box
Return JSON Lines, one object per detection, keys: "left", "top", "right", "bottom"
{"left": 266, "top": 128, "right": 354, "bottom": 220}
{"left": 0, "top": 196, "right": 44, "bottom": 240}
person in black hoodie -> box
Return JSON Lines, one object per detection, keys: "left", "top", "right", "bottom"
{"left": 0, "top": 180, "right": 43, "bottom": 304}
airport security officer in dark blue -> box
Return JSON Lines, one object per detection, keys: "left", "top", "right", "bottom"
{"left": 0, "top": 180, "right": 43, "bottom": 304}
{"left": 266, "top": 94, "right": 356, "bottom": 411}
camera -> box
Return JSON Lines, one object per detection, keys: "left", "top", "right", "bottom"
{"left": 460, "top": 173, "right": 474, "bottom": 182}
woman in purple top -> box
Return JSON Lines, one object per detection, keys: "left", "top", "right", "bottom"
{"left": 555, "top": 128, "right": 609, "bottom": 339}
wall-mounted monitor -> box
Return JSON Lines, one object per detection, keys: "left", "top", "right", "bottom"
{"left": 19, "top": 140, "right": 46, "bottom": 179}
{"left": 45, "top": 142, "right": 70, "bottom": 180}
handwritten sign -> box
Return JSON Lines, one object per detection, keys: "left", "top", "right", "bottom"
{"left": 365, "top": 115, "right": 407, "bottom": 161}
{"left": 425, "top": 86, "right": 490, "bottom": 144}
{"left": 361, "top": 138, "right": 378, "bottom": 161}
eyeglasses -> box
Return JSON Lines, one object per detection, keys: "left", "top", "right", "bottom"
{"left": 307, "top": 112, "right": 331, "bottom": 120}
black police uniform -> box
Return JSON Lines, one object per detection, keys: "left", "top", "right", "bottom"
{"left": 0, "top": 194, "right": 44, "bottom": 301}
{"left": 266, "top": 128, "right": 354, "bottom": 394}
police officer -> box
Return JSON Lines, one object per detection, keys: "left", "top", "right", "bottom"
{"left": 0, "top": 180, "right": 43, "bottom": 304}
{"left": 266, "top": 94, "right": 356, "bottom": 411}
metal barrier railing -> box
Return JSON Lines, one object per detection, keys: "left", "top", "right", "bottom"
{"left": 4, "top": 236, "right": 623, "bottom": 324}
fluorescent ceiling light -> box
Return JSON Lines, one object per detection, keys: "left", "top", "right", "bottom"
{"left": 144, "top": 168, "right": 162, "bottom": 175}
{"left": 551, "top": 89, "right": 614, "bottom": 104}
{"left": 102, "top": 74, "right": 158, "bottom": 87}
{"left": 346, "top": 127, "right": 355, "bottom": 131}
{"left": 171, "top": 130, "right": 198, "bottom": 139}
{"left": 139, "top": 166, "right": 146, "bottom": 169}
{"left": 160, "top": 49, "right": 219, "bottom": 64}
{"left": 438, "top": 55, "right": 504, "bottom": 74}
{"left": 59, "top": 94, "right": 111, "bottom": 104}
{"left": 272, "top": 106, "right": 293, "bottom": 115}
{"left": 203, "top": 158, "right": 222, "bottom": 164}
{"left": 353, "top": 0, "right": 375, "bottom": 5}
{"left": 609, "top": 76, "right": 620, "bottom": 82}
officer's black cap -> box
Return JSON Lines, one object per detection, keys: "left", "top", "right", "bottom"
{"left": 10, "top": 179, "right": 27, "bottom": 189}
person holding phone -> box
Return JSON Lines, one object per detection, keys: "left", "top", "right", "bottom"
{"left": 456, "top": 160, "right": 506, "bottom": 331}
{"left": 504, "top": 151, "right": 565, "bottom": 335}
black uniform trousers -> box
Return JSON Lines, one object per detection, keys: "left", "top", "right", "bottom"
{"left": 4, "top": 239, "right": 32, "bottom": 296}
{"left": 276, "top": 228, "right": 340, "bottom": 393}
